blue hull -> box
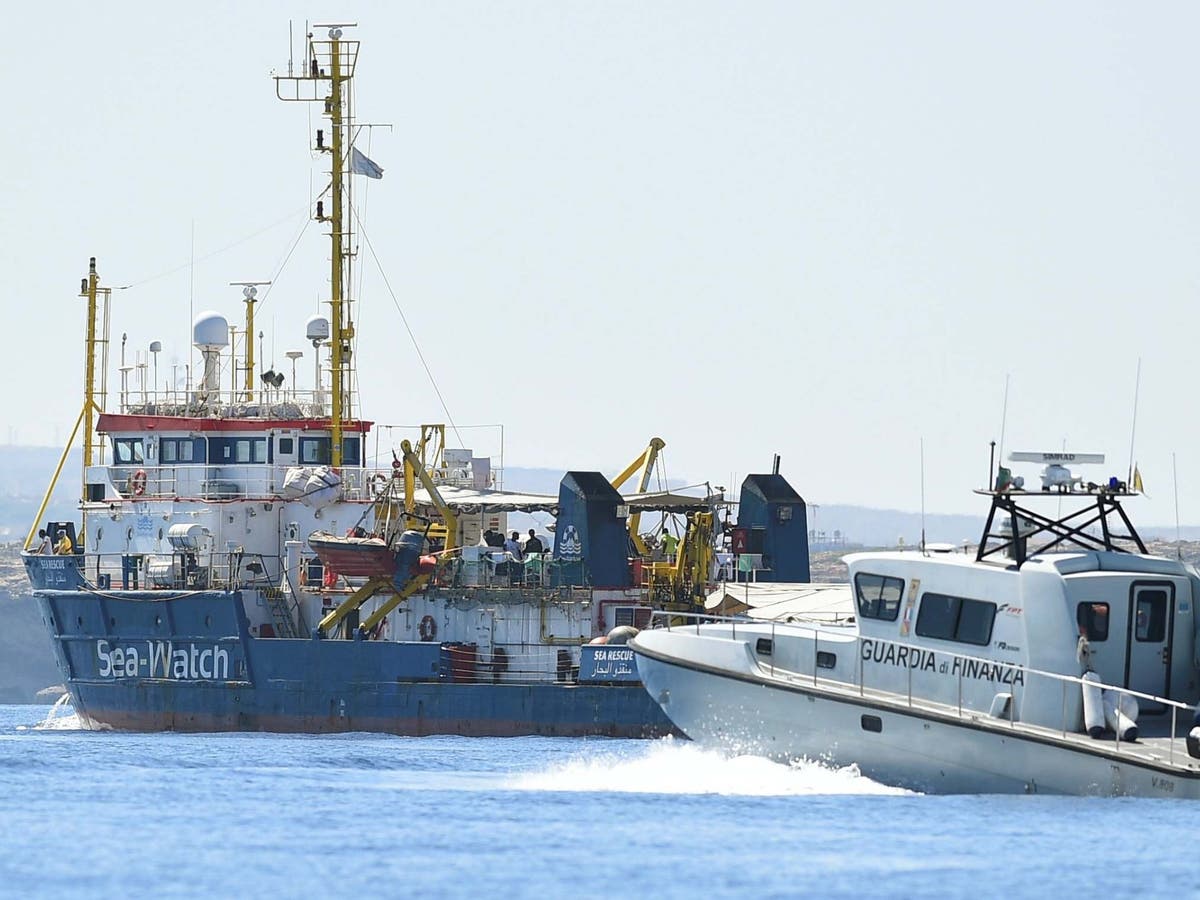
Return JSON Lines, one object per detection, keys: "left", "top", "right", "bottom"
{"left": 29, "top": 570, "right": 675, "bottom": 737}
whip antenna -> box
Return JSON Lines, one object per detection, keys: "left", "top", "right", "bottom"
{"left": 920, "top": 437, "right": 926, "bottom": 554}
{"left": 997, "top": 374, "right": 1011, "bottom": 462}
{"left": 1127, "top": 357, "right": 1142, "bottom": 485}
{"left": 1174, "top": 451, "right": 1182, "bottom": 559}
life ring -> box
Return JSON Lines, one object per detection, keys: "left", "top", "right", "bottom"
{"left": 370, "top": 473, "right": 389, "bottom": 496}
{"left": 131, "top": 469, "right": 148, "bottom": 496}
{"left": 418, "top": 614, "right": 437, "bottom": 642}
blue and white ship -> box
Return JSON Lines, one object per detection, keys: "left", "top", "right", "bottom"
{"left": 21, "top": 25, "right": 811, "bottom": 736}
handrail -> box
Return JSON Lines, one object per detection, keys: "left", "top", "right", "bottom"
{"left": 93, "top": 462, "right": 501, "bottom": 503}
{"left": 649, "top": 609, "right": 1197, "bottom": 717}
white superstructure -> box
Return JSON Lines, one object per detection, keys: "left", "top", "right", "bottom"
{"left": 632, "top": 454, "right": 1200, "bottom": 797}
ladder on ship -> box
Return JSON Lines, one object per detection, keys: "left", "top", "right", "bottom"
{"left": 261, "top": 586, "right": 301, "bottom": 638}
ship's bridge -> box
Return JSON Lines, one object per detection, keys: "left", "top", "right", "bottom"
{"left": 93, "top": 412, "right": 374, "bottom": 502}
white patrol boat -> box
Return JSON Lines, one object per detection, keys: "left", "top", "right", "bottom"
{"left": 631, "top": 451, "right": 1200, "bottom": 797}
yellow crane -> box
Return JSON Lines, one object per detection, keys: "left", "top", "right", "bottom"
{"left": 317, "top": 438, "right": 458, "bottom": 638}
{"left": 610, "top": 437, "right": 665, "bottom": 557}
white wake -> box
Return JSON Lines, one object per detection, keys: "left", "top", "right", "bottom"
{"left": 509, "top": 739, "right": 913, "bottom": 796}
{"left": 17, "top": 694, "right": 86, "bottom": 731}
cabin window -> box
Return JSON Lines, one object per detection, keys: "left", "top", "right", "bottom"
{"left": 160, "top": 438, "right": 205, "bottom": 464}
{"left": 299, "top": 436, "right": 331, "bottom": 465}
{"left": 342, "top": 437, "right": 361, "bottom": 466}
{"left": 915, "top": 593, "right": 996, "bottom": 646}
{"left": 1077, "top": 602, "right": 1109, "bottom": 642}
{"left": 278, "top": 437, "right": 295, "bottom": 455}
{"left": 112, "top": 438, "right": 144, "bottom": 464}
{"left": 211, "top": 437, "right": 268, "bottom": 464}
{"left": 853, "top": 573, "right": 903, "bottom": 621}
{"left": 1134, "top": 590, "right": 1168, "bottom": 642}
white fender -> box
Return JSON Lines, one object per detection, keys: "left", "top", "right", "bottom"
{"left": 1081, "top": 671, "right": 1105, "bottom": 738}
{"left": 1102, "top": 689, "right": 1139, "bottom": 742}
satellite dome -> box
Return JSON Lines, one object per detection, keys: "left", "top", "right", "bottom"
{"left": 305, "top": 315, "right": 330, "bottom": 343}
{"left": 192, "top": 312, "right": 229, "bottom": 350}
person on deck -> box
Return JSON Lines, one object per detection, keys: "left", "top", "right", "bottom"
{"left": 523, "top": 529, "right": 544, "bottom": 555}
{"left": 54, "top": 531, "right": 74, "bottom": 555}
{"left": 661, "top": 530, "right": 679, "bottom": 558}
{"left": 36, "top": 530, "right": 51, "bottom": 555}
{"left": 503, "top": 531, "right": 524, "bottom": 561}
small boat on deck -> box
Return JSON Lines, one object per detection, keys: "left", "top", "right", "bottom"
{"left": 633, "top": 450, "right": 1200, "bottom": 797}
{"left": 306, "top": 532, "right": 396, "bottom": 579}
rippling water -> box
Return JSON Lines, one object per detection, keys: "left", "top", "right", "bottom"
{"left": 0, "top": 703, "right": 1193, "bottom": 898}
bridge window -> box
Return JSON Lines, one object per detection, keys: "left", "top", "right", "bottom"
{"left": 297, "top": 436, "right": 361, "bottom": 465}
{"left": 916, "top": 593, "right": 996, "bottom": 646}
{"left": 211, "top": 437, "right": 268, "bottom": 464}
{"left": 160, "top": 438, "right": 205, "bottom": 464}
{"left": 1077, "top": 602, "right": 1109, "bottom": 642}
{"left": 299, "top": 436, "right": 330, "bottom": 465}
{"left": 854, "top": 573, "right": 903, "bottom": 621}
{"left": 112, "top": 438, "right": 144, "bottom": 464}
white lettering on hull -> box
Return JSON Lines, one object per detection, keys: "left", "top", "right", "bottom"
{"left": 96, "top": 640, "right": 230, "bottom": 680}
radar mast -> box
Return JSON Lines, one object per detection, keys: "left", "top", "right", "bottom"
{"left": 275, "top": 24, "right": 360, "bottom": 466}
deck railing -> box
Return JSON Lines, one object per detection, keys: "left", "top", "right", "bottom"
{"left": 650, "top": 610, "right": 1199, "bottom": 765}
{"left": 98, "top": 463, "right": 498, "bottom": 502}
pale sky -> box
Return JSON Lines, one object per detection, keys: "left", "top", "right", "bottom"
{"left": 5, "top": 2, "right": 1200, "bottom": 522}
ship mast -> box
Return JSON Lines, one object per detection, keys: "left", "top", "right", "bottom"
{"left": 275, "top": 24, "right": 359, "bottom": 466}
{"left": 24, "top": 257, "right": 109, "bottom": 549}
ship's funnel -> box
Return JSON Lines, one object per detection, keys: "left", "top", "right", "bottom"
{"left": 193, "top": 311, "right": 229, "bottom": 396}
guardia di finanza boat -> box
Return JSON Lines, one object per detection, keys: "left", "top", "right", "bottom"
{"left": 22, "top": 24, "right": 811, "bottom": 736}
{"left": 633, "top": 452, "right": 1200, "bottom": 796}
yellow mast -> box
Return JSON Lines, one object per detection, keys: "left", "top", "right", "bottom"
{"left": 274, "top": 25, "right": 358, "bottom": 466}
{"left": 82, "top": 257, "right": 99, "bottom": 473}
{"left": 25, "top": 257, "right": 108, "bottom": 549}
{"left": 328, "top": 32, "right": 348, "bottom": 467}
{"left": 243, "top": 291, "right": 256, "bottom": 401}
{"left": 231, "top": 282, "right": 268, "bottom": 401}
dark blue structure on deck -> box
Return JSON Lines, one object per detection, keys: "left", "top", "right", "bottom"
{"left": 552, "top": 471, "right": 631, "bottom": 588}
{"left": 735, "top": 473, "right": 810, "bottom": 582}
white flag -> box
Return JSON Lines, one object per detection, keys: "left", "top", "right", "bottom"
{"left": 350, "top": 147, "right": 383, "bottom": 179}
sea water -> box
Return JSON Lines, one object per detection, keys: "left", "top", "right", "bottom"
{"left": 0, "top": 704, "right": 1194, "bottom": 899}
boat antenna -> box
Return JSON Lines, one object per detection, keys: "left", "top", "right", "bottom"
{"left": 1126, "top": 357, "right": 1142, "bottom": 486}
{"left": 1174, "top": 451, "right": 1182, "bottom": 559}
{"left": 188, "top": 219, "right": 195, "bottom": 397}
{"left": 920, "top": 437, "right": 926, "bottom": 554}
{"left": 996, "top": 373, "right": 1011, "bottom": 463}
{"left": 288, "top": 20, "right": 294, "bottom": 77}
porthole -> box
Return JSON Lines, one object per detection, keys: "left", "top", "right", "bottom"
{"left": 755, "top": 638, "right": 773, "bottom": 656}
{"left": 817, "top": 651, "right": 837, "bottom": 669}
{"left": 861, "top": 714, "right": 883, "bottom": 733}
{"left": 77, "top": 616, "right": 83, "bottom": 628}
{"left": 205, "top": 615, "right": 212, "bottom": 628}
{"left": 155, "top": 615, "right": 162, "bottom": 627}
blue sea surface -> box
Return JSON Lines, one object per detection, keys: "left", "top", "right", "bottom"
{"left": 0, "top": 703, "right": 1194, "bottom": 898}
